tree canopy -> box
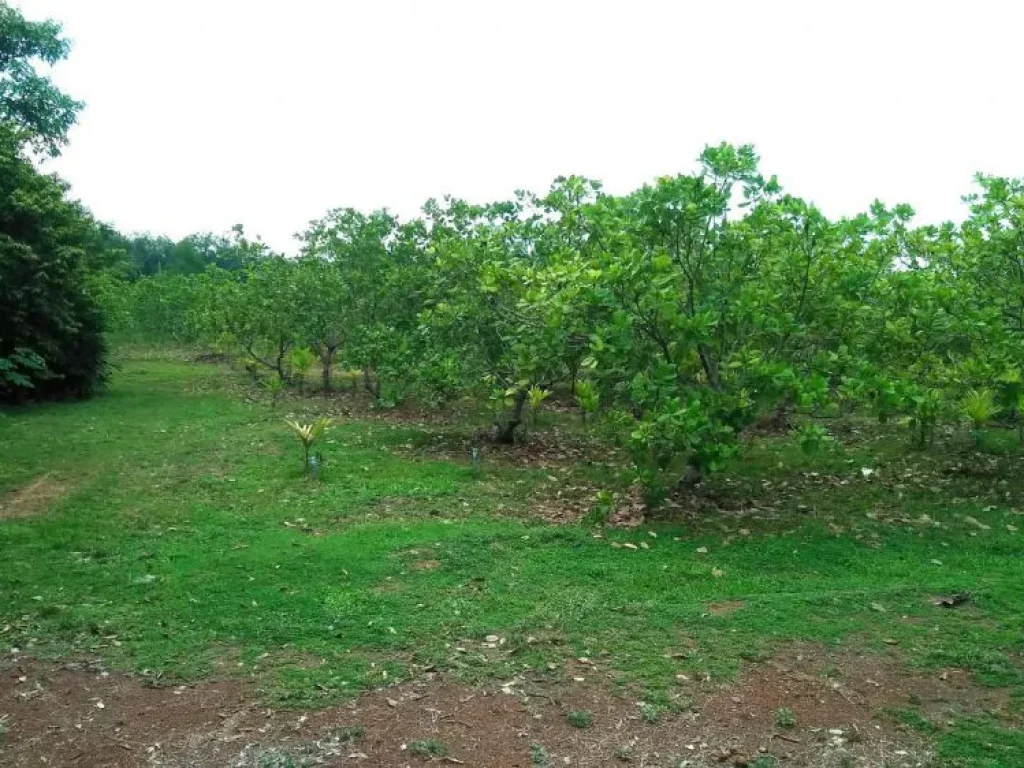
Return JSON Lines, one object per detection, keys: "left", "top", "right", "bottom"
{"left": 0, "top": 0, "right": 82, "bottom": 155}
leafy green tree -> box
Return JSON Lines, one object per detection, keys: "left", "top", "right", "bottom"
{"left": 168, "top": 232, "right": 243, "bottom": 274}
{"left": 961, "top": 175, "right": 1024, "bottom": 336}
{"left": 579, "top": 145, "right": 920, "bottom": 494}
{"left": 0, "top": 125, "right": 108, "bottom": 400}
{"left": 0, "top": 1, "right": 82, "bottom": 155}
{"left": 0, "top": 2, "right": 111, "bottom": 400}
{"left": 418, "top": 195, "right": 562, "bottom": 440}
{"left": 125, "top": 234, "right": 176, "bottom": 276}
{"left": 193, "top": 247, "right": 298, "bottom": 379}
{"left": 292, "top": 255, "right": 348, "bottom": 392}
{"left": 300, "top": 208, "right": 423, "bottom": 400}
{"left": 583, "top": 145, "right": 782, "bottom": 488}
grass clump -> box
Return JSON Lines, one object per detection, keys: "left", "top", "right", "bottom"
{"left": 407, "top": 739, "right": 449, "bottom": 759}
{"left": 529, "top": 742, "right": 551, "bottom": 767}
{"left": 565, "top": 709, "right": 594, "bottom": 728}
{"left": 774, "top": 706, "right": 796, "bottom": 729}
{"left": 335, "top": 724, "right": 364, "bottom": 742}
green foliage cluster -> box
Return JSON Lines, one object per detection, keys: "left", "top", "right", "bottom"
{"left": 0, "top": 1, "right": 81, "bottom": 156}
{"left": 0, "top": 5, "right": 114, "bottom": 402}
{"left": 110, "top": 145, "right": 1024, "bottom": 497}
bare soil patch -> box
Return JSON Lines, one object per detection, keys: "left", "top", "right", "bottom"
{"left": 705, "top": 600, "right": 745, "bottom": 616}
{"left": 0, "top": 475, "right": 66, "bottom": 519}
{"left": 697, "top": 644, "right": 1010, "bottom": 766}
{"left": 1, "top": 644, "right": 1011, "bottom": 767}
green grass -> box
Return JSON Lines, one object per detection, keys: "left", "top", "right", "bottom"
{"left": 1, "top": 347, "right": 1023, "bottom": 765}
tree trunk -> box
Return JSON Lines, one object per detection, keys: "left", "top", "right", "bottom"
{"left": 493, "top": 389, "right": 528, "bottom": 444}
{"left": 697, "top": 345, "right": 720, "bottom": 390}
{"left": 362, "top": 365, "right": 381, "bottom": 399}
{"left": 320, "top": 345, "right": 336, "bottom": 393}
{"left": 274, "top": 339, "right": 289, "bottom": 382}
{"left": 677, "top": 462, "right": 703, "bottom": 489}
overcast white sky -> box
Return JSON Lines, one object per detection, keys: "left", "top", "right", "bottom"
{"left": 17, "top": 0, "right": 1024, "bottom": 252}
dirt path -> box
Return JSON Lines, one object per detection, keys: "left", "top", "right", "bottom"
{"left": 0, "top": 645, "right": 1005, "bottom": 767}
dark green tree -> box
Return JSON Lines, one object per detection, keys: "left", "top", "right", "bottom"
{"left": 0, "top": 4, "right": 109, "bottom": 401}
{"left": 0, "top": 125, "right": 108, "bottom": 400}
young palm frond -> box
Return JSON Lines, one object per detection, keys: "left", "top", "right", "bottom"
{"left": 285, "top": 417, "right": 330, "bottom": 472}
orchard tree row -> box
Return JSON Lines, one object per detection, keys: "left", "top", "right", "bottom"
{"left": 105, "top": 144, "right": 1024, "bottom": 496}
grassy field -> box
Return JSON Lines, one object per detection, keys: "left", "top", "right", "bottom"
{"left": 1, "top": 347, "right": 1023, "bottom": 766}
